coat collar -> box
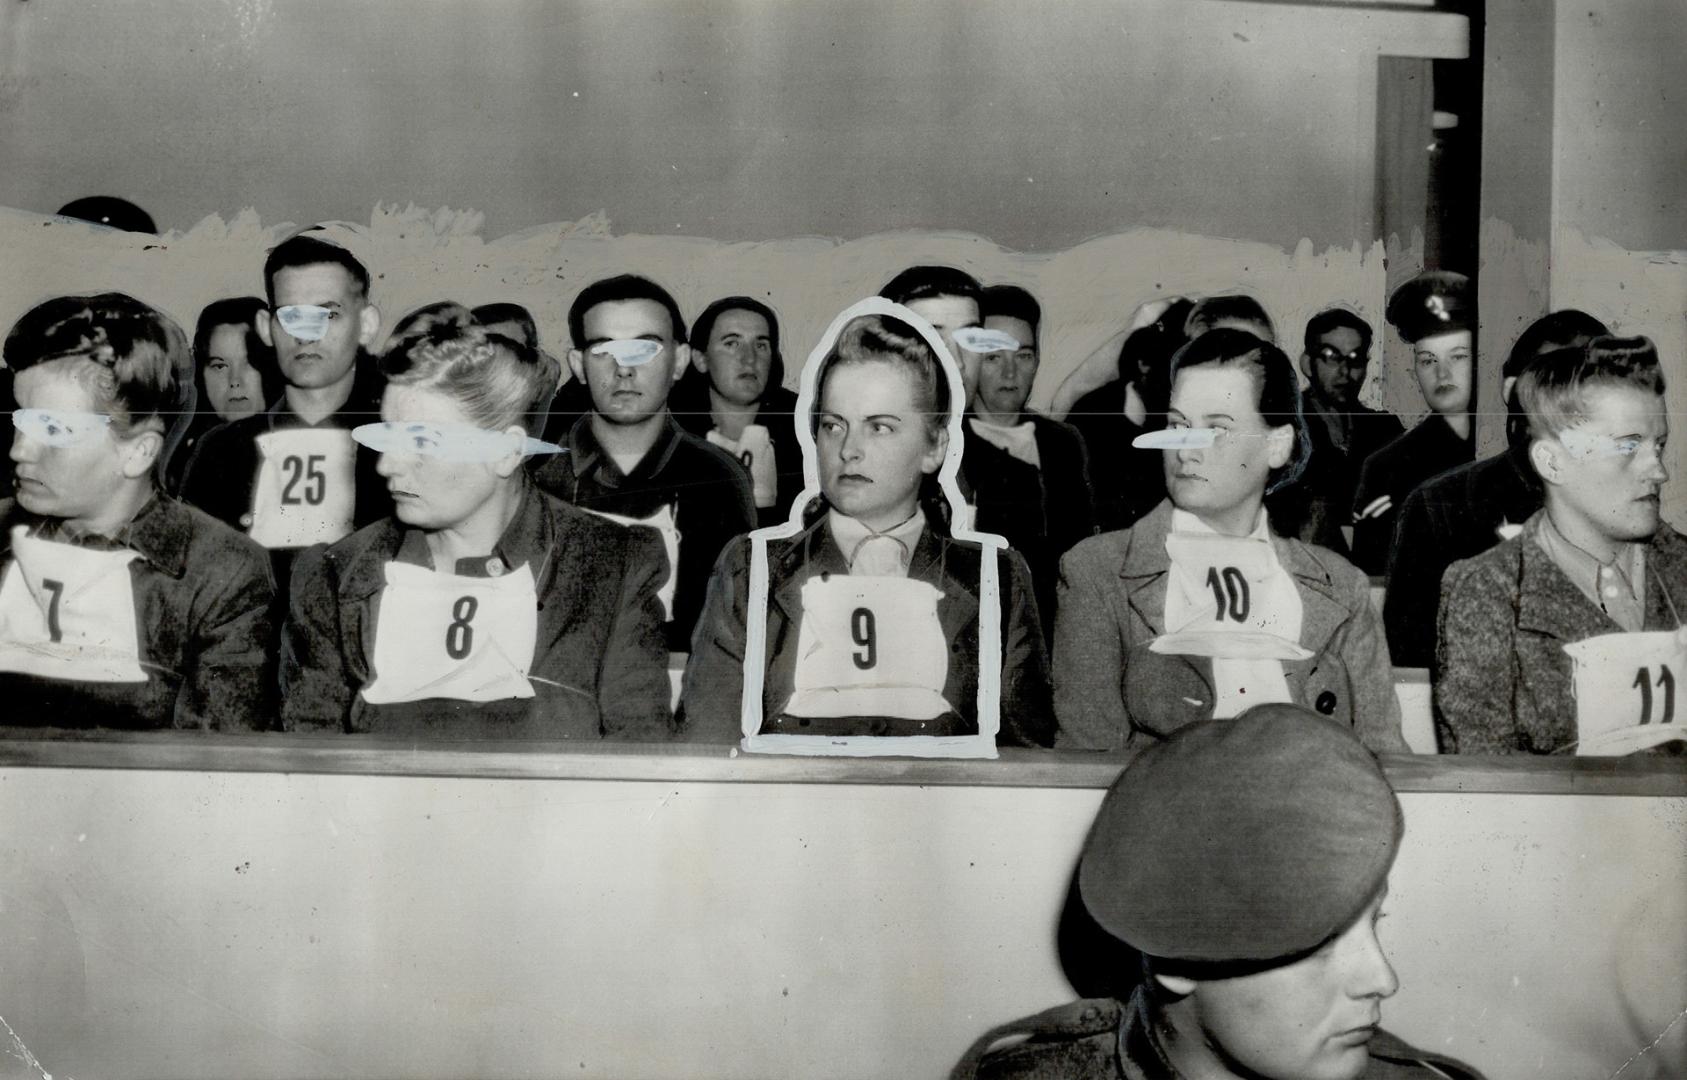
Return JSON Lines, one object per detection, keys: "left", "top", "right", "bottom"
{"left": 565, "top": 412, "right": 685, "bottom": 489}
{"left": 0, "top": 492, "right": 193, "bottom": 579}
{"left": 767, "top": 518, "right": 967, "bottom": 625}
{"left": 1515, "top": 512, "right": 1687, "bottom": 638}
{"left": 1118, "top": 499, "right": 1352, "bottom": 647}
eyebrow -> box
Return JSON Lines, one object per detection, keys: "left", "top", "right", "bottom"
{"left": 585, "top": 334, "right": 666, "bottom": 346}
{"left": 1203, "top": 412, "right": 1236, "bottom": 423}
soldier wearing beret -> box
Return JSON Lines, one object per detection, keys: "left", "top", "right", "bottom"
{"left": 1349, "top": 272, "right": 1477, "bottom": 576}
{"left": 953, "top": 704, "right": 1488, "bottom": 1080}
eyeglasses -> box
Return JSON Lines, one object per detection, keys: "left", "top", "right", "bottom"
{"left": 1313, "top": 345, "right": 1368, "bottom": 367}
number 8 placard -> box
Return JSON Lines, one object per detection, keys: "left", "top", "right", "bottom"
{"left": 782, "top": 574, "right": 953, "bottom": 721}
{"left": 361, "top": 561, "right": 539, "bottom": 705}
{"left": 1564, "top": 629, "right": 1687, "bottom": 755}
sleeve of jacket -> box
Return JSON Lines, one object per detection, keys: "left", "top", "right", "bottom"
{"left": 1433, "top": 554, "right": 1519, "bottom": 753}
{"left": 676, "top": 537, "right": 753, "bottom": 743}
{"left": 1382, "top": 485, "right": 1442, "bottom": 668}
{"left": 175, "top": 533, "right": 277, "bottom": 731}
{"left": 279, "top": 543, "right": 357, "bottom": 731}
{"left": 1324, "top": 555, "right": 1409, "bottom": 753}
{"left": 597, "top": 525, "right": 677, "bottom": 739}
{"left": 1349, "top": 450, "right": 1394, "bottom": 577}
{"left": 997, "top": 547, "right": 1055, "bottom": 747}
{"left": 1051, "top": 540, "right": 1130, "bottom": 749}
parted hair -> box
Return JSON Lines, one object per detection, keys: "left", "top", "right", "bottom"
{"left": 4, "top": 292, "right": 191, "bottom": 440}
{"left": 1167, "top": 326, "right": 1311, "bottom": 494}
{"left": 1186, "top": 294, "right": 1276, "bottom": 344}
{"left": 980, "top": 284, "right": 1042, "bottom": 342}
{"left": 567, "top": 274, "right": 686, "bottom": 350}
{"left": 380, "top": 303, "right": 552, "bottom": 438}
{"left": 193, "top": 297, "right": 281, "bottom": 414}
{"left": 1517, "top": 334, "right": 1665, "bottom": 442}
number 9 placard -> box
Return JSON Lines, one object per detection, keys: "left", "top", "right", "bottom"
{"left": 782, "top": 574, "right": 952, "bottom": 721}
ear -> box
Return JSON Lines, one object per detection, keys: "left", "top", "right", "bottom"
{"left": 255, "top": 310, "right": 275, "bottom": 348}
{"left": 922, "top": 426, "right": 950, "bottom": 475}
{"left": 1298, "top": 352, "right": 1313, "bottom": 382}
{"left": 671, "top": 343, "right": 693, "bottom": 383}
{"left": 1529, "top": 439, "right": 1563, "bottom": 485}
{"left": 567, "top": 348, "right": 586, "bottom": 385}
{"left": 492, "top": 424, "right": 527, "bottom": 479}
{"left": 1502, "top": 375, "right": 1518, "bottom": 404}
{"left": 357, "top": 304, "right": 381, "bottom": 349}
{"left": 1153, "top": 973, "right": 1197, "bottom": 998}
{"left": 689, "top": 342, "right": 710, "bottom": 375}
{"left": 120, "top": 429, "right": 163, "bottom": 480}
{"left": 1266, "top": 423, "right": 1296, "bottom": 469}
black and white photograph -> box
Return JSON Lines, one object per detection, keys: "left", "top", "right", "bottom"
{"left": 0, "top": 1, "right": 1683, "bottom": 1077}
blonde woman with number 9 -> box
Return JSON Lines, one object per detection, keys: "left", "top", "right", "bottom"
{"left": 281, "top": 307, "right": 674, "bottom": 738}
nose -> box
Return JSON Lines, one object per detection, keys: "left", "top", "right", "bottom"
{"left": 838, "top": 426, "right": 865, "bottom": 464}
{"left": 1175, "top": 443, "right": 1202, "bottom": 466}
{"left": 1643, "top": 446, "right": 1670, "bottom": 485}
{"left": 374, "top": 450, "right": 405, "bottom": 479}
{"left": 9, "top": 427, "right": 40, "bottom": 465}
{"left": 1349, "top": 924, "right": 1400, "bottom": 1001}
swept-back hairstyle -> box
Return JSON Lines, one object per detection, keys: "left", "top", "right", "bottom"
{"left": 879, "top": 265, "right": 982, "bottom": 308}
{"left": 1186, "top": 294, "right": 1276, "bottom": 344}
{"left": 262, "top": 233, "right": 371, "bottom": 305}
{"left": 380, "top": 303, "right": 552, "bottom": 438}
{"left": 1501, "top": 309, "right": 1609, "bottom": 445}
{"left": 192, "top": 297, "right": 281, "bottom": 414}
{"left": 807, "top": 313, "right": 955, "bottom": 532}
{"left": 980, "top": 284, "right": 1042, "bottom": 344}
{"left": 1167, "top": 327, "right": 1310, "bottom": 494}
{"left": 1302, "top": 308, "right": 1374, "bottom": 356}
{"left": 566, "top": 274, "right": 686, "bottom": 350}
{"left": 1516, "top": 334, "right": 1665, "bottom": 443}
{"left": 470, "top": 302, "right": 540, "bottom": 351}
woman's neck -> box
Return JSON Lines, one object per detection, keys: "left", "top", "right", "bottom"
{"left": 1436, "top": 410, "right": 1472, "bottom": 441}
{"left": 423, "top": 478, "right": 525, "bottom": 569}
{"left": 1188, "top": 497, "right": 1264, "bottom": 538}
{"left": 64, "top": 479, "right": 155, "bottom": 539}
{"left": 708, "top": 388, "right": 761, "bottom": 441}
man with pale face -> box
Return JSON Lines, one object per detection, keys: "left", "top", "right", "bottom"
{"left": 180, "top": 230, "right": 390, "bottom": 569}
{"left": 531, "top": 274, "right": 755, "bottom": 651}
{"left": 1348, "top": 272, "right": 1477, "bottom": 575}
{"left": 960, "top": 285, "right": 1096, "bottom": 641}
{"left": 1437, "top": 335, "right": 1684, "bottom": 754}
{"left": 953, "top": 705, "right": 1488, "bottom": 1080}
{"left": 880, "top": 265, "right": 989, "bottom": 405}
{"left": 672, "top": 297, "right": 803, "bottom": 527}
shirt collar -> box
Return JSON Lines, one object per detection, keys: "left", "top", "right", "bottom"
{"left": 4, "top": 492, "right": 192, "bottom": 577}
{"left": 1169, "top": 505, "right": 1271, "bottom": 543}
{"left": 392, "top": 478, "right": 551, "bottom": 579}
{"left": 567, "top": 412, "right": 684, "bottom": 487}
{"left": 1532, "top": 510, "right": 1645, "bottom": 620}
{"left": 825, "top": 508, "right": 927, "bottom": 574}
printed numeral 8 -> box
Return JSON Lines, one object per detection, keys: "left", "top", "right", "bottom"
{"left": 446, "top": 595, "right": 479, "bottom": 659}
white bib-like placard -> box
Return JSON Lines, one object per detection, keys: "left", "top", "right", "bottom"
{"left": 781, "top": 573, "right": 953, "bottom": 720}
{"left": 1563, "top": 629, "right": 1687, "bottom": 755}
{"left": 248, "top": 428, "right": 358, "bottom": 548}
{"left": 0, "top": 528, "right": 145, "bottom": 682}
{"left": 1161, "top": 529, "right": 1307, "bottom": 718}
{"left": 707, "top": 425, "right": 778, "bottom": 509}
{"left": 585, "top": 504, "right": 681, "bottom": 621}
{"left": 361, "top": 561, "right": 539, "bottom": 705}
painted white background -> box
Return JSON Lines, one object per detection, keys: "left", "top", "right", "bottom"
{"left": 0, "top": 767, "right": 1682, "bottom": 1079}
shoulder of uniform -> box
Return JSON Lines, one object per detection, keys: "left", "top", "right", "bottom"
{"left": 951, "top": 999, "right": 1123, "bottom": 1080}
{"left": 1368, "top": 1029, "right": 1490, "bottom": 1080}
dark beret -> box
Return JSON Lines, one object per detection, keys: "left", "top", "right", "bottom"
{"left": 1077, "top": 704, "right": 1402, "bottom": 965}
{"left": 1385, "top": 270, "right": 1474, "bottom": 343}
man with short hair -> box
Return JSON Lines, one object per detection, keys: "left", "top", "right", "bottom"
{"left": 1436, "top": 335, "right": 1684, "bottom": 754}
{"left": 532, "top": 274, "right": 755, "bottom": 651}
{"left": 1274, "top": 309, "right": 1404, "bottom": 552}
{"left": 180, "top": 231, "right": 389, "bottom": 567}
{"left": 963, "top": 284, "right": 1096, "bottom": 639}
{"left": 953, "top": 704, "right": 1488, "bottom": 1080}
{"left": 1383, "top": 310, "right": 1607, "bottom": 667}
{"left": 880, "top": 265, "right": 988, "bottom": 404}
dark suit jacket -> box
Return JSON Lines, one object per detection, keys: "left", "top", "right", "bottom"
{"left": 1065, "top": 381, "right": 1166, "bottom": 532}
{"left": 1385, "top": 443, "right": 1542, "bottom": 667}
{"left": 0, "top": 495, "right": 276, "bottom": 730}
{"left": 533, "top": 414, "right": 757, "bottom": 652}
{"left": 280, "top": 482, "right": 673, "bottom": 738}
{"left": 1435, "top": 513, "right": 1687, "bottom": 754}
{"left": 963, "top": 413, "right": 1099, "bottom": 642}
{"left": 1350, "top": 415, "right": 1473, "bottom": 575}
{"left": 1052, "top": 499, "right": 1406, "bottom": 758}
{"left": 679, "top": 517, "right": 1054, "bottom": 745}
{"left": 673, "top": 384, "right": 806, "bottom": 529}
{"left": 1273, "top": 400, "right": 1405, "bottom": 555}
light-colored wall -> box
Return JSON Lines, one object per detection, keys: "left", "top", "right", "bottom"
{"left": 1545, "top": 0, "right": 1687, "bottom": 527}
{"left": 0, "top": 0, "right": 1459, "bottom": 254}
{"left": 0, "top": 766, "right": 1682, "bottom": 1080}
